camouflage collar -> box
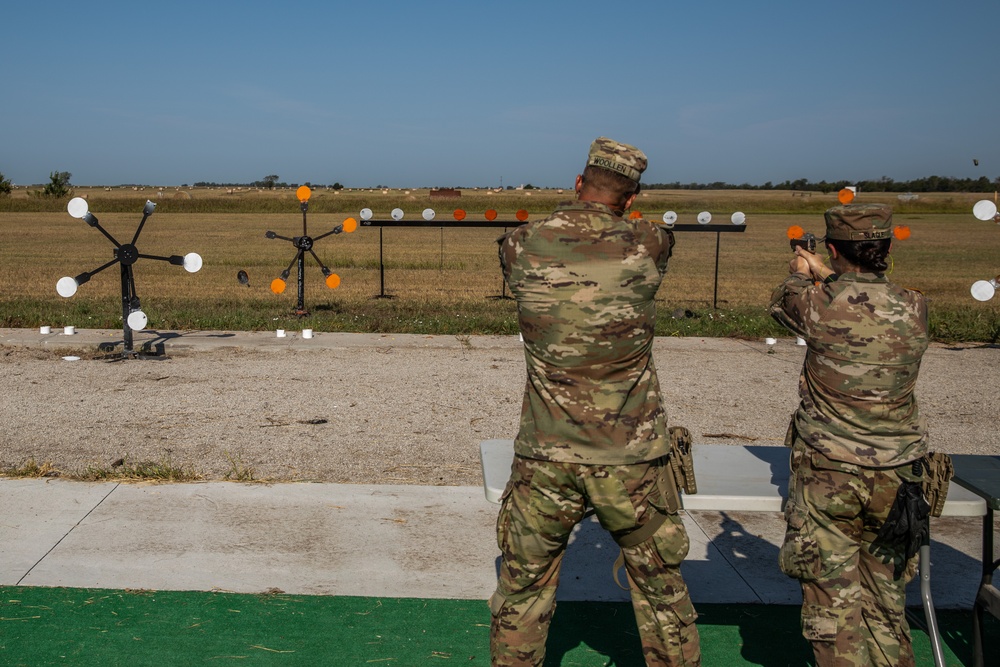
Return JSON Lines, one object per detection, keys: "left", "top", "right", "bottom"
{"left": 556, "top": 199, "right": 621, "bottom": 217}
{"left": 837, "top": 271, "right": 888, "bottom": 283}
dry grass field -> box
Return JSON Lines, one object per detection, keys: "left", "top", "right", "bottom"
{"left": 2, "top": 188, "right": 998, "bottom": 340}
{"left": 3, "top": 184, "right": 993, "bottom": 215}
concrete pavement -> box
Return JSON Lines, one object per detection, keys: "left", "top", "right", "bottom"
{"left": 1, "top": 477, "right": 995, "bottom": 610}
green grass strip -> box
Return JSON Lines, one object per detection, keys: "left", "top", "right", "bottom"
{"left": 2, "top": 298, "right": 998, "bottom": 343}
{"left": 0, "top": 586, "right": 986, "bottom": 666}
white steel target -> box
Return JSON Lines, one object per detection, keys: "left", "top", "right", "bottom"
{"left": 56, "top": 198, "right": 202, "bottom": 358}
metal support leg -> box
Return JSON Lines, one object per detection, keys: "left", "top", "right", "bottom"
{"left": 918, "top": 542, "right": 946, "bottom": 667}
{"left": 295, "top": 252, "right": 308, "bottom": 316}
{"left": 488, "top": 226, "right": 513, "bottom": 300}
{"left": 375, "top": 227, "right": 392, "bottom": 299}
{"left": 972, "top": 507, "right": 994, "bottom": 667}
{"left": 120, "top": 264, "right": 135, "bottom": 357}
{"left": 712, "top": 232, "right": 721, "bottom": 309}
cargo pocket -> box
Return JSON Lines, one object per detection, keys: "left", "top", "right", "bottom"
{"left": 779, "top": 499, "right": 821, "bottom": 580}
{"left": 488, "top": 590, "right": 506, "bottom": 617}
{"left": 495, "top": 495, "right": 512, "bottom": 552}
{"left": 801, "top": 603, "right": 841, "bottom": 643}
{"left": 668, "top": 595, "right": 701, "bottom": 666}
{"left": 650, "top": 514, "right": 690, "bottom": 567}
{"left": 494, "top": 459, "right": 527, "bottom": 551}
{"left": 671, "top": 594, "right": 698, "bottom": 627}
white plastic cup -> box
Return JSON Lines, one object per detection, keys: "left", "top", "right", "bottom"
{"left": 302, "top": 329, "right": 313, "bottom": 339}
{"left": 40, "top": 326, "right": 51, "bottom": 334}
{"left": 796, "top": 336, "right": 807, "bottom": 346}
{"left": 764, "top": 337, "right": 777, "bottom": 345}
{"left": 276, "top": 329, "right": 286, "bottom": 338}
{"left": 63, "top": 325, "right": 76, "bottom": 335}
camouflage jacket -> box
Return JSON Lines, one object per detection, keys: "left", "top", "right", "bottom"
{"left": 498, "top": 200, "right": 675, "bottom": 464}
{"left": 769, "top": 271, "right": 929, "bottom": 467}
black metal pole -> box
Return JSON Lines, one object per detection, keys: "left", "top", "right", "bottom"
{"left": 502, "top": 227, "right": 507, "bottom": 298}
{"left": 296, "top": 251, "right": 307, "bottom": 316}
{"left": 713, "top": 231, "right": 721, "bottom": 309}
{"left": 490, "top": 226, "right": 513, "bottom": 300}
{"left": 377, "top": 227, "right": 388, "bottom": 298}
{"left": 130, "top": 211, "right": 152, "bottom": 246}
{"left": 120, "top": 263, "right": 134, "bottom": 356}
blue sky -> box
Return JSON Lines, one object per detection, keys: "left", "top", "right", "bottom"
{"left": 2, "top": 1, "right": 998, "bottom": 188}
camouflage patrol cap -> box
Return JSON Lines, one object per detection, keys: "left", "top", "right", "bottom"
{"left": 824, "top": 203, "right": 893, "bottom": 241}
{"left": 587, "top": 137, "right": 647, "bottom": 183}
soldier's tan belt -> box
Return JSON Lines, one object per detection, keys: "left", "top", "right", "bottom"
{"left": 479, "top": 440, "right": 987, "bottom": 667}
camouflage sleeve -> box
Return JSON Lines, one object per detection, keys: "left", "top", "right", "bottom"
{"left": 496, "top": 231, "right": 511, "bottom": 279}
{"left": 769, "top": 273, "right": 822, "bottom": 338}
{"left": 654, "top": 226, "right": 675, "bottom": 276}
{"left": 497, "top": 225, "right": 526, "bottom": 284}
{"left": 634, "top": 220, "right": 674, "bottom": 277}
{"left": 911, "top": 288, "right": 929, "bottom": 332}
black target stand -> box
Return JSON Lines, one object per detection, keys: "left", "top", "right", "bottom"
{"left": 57, "top": 197, "right": 203, "bottom": 359}
{"left": 264, "top": 186, "right": 355, "bottom": 316}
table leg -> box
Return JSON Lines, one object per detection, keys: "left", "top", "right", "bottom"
{"left": 972, "top": 507, "right": 993, "bottom": 667}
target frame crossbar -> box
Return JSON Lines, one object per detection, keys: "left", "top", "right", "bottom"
{"left": 358, "top": 209, "right": 747, "bottom": 305}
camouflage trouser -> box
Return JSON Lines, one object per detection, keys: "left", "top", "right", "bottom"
{"left": 489, "top": 455, "right": 700, "bottom": 667}
{"left": 780, "top": 439, "right": 920, "bottom": 667}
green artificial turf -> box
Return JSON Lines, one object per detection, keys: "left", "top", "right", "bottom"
{"left": 0, "top": 587, "right": 987, "bottom": 666}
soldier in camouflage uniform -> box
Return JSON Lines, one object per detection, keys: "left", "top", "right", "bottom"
{"left": 490, "top": 137, "right": 700, "bottom": 666}
{"left": 770, "top": 204, "right": 929, "bottom": 667}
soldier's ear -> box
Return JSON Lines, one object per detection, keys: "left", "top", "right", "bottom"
{"left": 623, "top": 191, "right": 637, "bottom": 211}
{"left": 574, "top": 174, "right": 583, "bottom": 194}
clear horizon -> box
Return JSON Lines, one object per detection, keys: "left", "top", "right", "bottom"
{"left": 2, "top": 1, "right": 997, "bottom": 189}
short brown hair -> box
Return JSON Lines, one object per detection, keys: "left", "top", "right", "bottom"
{"left": 580, "top": 164, "right": 639, "bottom": 204}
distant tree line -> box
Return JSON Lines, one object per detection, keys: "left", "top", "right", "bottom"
{"left": 191, "top": 175, "right": 998, "bottom": 193}
{"left": 192, "top": 179, "right": 345, "bottom": 190}
{"left": 0, "top": 170, "right": 71, "bottom": 196}
{"left": 643, "top": 174, "right": 1000, "bottom": 193}
{"left": 2, "top": 168, "right": 996, "bottom": 195}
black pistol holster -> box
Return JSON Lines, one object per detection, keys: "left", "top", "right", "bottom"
{"left": 611, "top": 426, "right": 699, "bottom": 589}
{"left": 668, "top": 426, "right": 698, "bottom": 496}
{"left": 916, "top": 451, "right": 954, "bottom": 518}
{"left": 869, "top": 452, "right": 953, "bottom": 579}
{"left": 615, "top": 426, "right": 698, "bottom": 550}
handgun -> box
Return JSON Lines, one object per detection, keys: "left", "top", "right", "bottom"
{"left": 790, "top": 232, "right": 817, "bottom": 254}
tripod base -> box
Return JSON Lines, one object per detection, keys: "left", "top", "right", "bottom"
{"left": 98, "top": 341, "right": 168, "bottom": 361}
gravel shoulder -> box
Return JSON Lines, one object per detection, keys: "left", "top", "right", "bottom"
{"left": 2, "top": 330, "right": 997, "bottom": 485}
